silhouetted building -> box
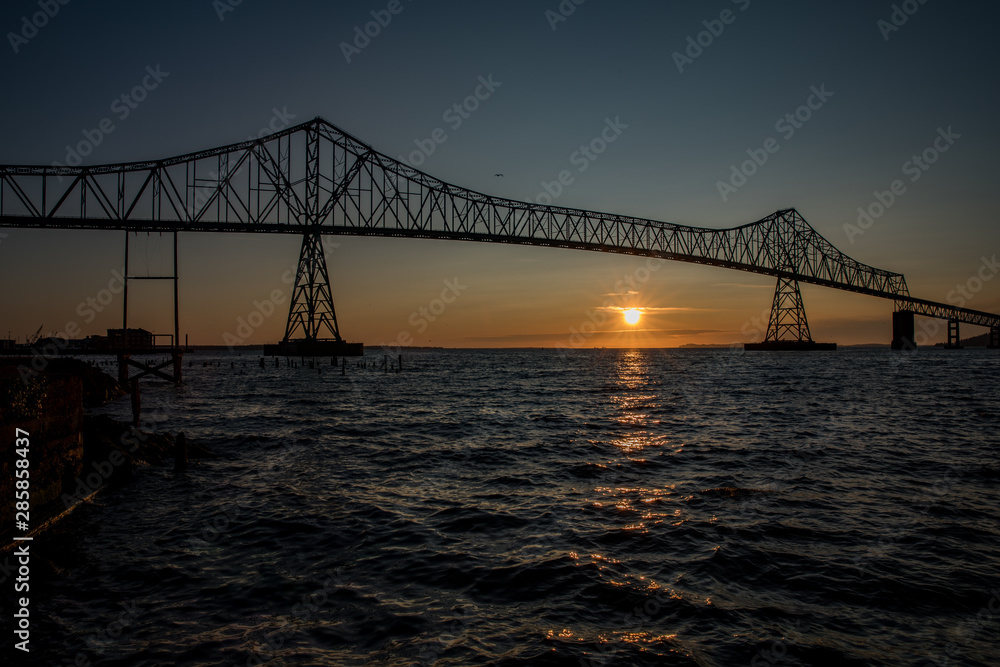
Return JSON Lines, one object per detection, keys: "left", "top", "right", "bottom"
{"left": 107, "top": 328, "right": 154, "bottom": 350}
{"left": 36, "top": 336, "right": 70, "bottom": 351}
{"left": 83, "top": 334, "right": 109, "bottom": 351}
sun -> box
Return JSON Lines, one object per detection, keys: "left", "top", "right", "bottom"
{"left": 623, "top": 308, "right": 642, "bottom": 325}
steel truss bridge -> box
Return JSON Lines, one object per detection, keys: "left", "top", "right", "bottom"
{"left": 1, "top": 116, "right": 997, "bottom": 356}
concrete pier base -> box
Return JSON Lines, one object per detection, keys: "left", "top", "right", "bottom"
{"left": 744, "top": 340, "right": 836, "bottom": 351}
{"left": 891, "top": 310, "right": 916, "bottom": 350}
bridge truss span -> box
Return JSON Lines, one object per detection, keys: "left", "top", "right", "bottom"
{"left": 0, "top": 118, "right": 907, "bottom": 295}
{"left": 1, "top": 116, "right": 997, "bottom": 346}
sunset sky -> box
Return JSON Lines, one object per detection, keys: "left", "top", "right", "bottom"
{"left": 1, "top": 0, "right": 998, "bottom": 347}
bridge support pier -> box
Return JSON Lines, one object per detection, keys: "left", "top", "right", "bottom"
{"left": 945, "top": 318, "right": 962, "bottom": 349}
{"left": 263, "top": 231, "right": 363, "bottom": 357}
{"left": 745, "top": 277, "right": 836, "bottom": 350}
{"left": 990, "top": 325, "right": 1000, "bottom": 349}
{"left": 285, "top": 231, "right": 341, "bottom": 342}
{"left": 891, "top": 310, "right": 916, "bottom": 350}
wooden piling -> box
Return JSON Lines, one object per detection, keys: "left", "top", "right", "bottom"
{"left": 130, "top": 379, "right": 141, "bottom": 428}
{"left": 174, "top": 432, "right": 187, "bottom": 472}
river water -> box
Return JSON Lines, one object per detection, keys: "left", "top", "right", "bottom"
{"left": 16, "top": 348, "right": 1000, "bottom": 666}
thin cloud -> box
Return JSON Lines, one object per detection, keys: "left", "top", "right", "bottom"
{"left": 464, "top": 329, "right": 724, "bottom": 342}
{"left": 595, "top": 306, "right": 719, "bottom": 312}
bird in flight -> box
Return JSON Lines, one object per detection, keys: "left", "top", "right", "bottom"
{"left": 494, "top": 173, "right": 504, "bottom": 177}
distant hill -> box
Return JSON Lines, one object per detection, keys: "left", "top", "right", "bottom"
{"left": 956, "top": 332, "right": 990, "bottom": 347}
{"left": 679, "top": 343, "right": 733, "bottom": 348}
{"left": 679, "top": 342, "right": 889, "bottom": 349}
{"left": 930, "top": 331, "right": 995, "bottom": 347}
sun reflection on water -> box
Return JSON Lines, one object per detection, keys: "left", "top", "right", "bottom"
{"left": 605, "top": 350, "right": 673, "bottom": 460}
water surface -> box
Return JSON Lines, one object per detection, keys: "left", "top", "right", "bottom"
{"left": 20, "top": 348, "right": 1000, "bottom": 666}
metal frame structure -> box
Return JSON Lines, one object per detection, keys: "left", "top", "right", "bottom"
{"left": 765, "top": 278, "right": 813, "bottom": 343}
{"left": 118, "top": 230, "right": 182, "bottom": 383}
{"left": 892, "top": 297, "right": 998, "bottom": 329}
{"left": 946, "top": 318, "right": 962, "bottom": 349}
{"left": 1, "top": 116, "right": 998, "bottom": 340}
{"left": 284, "top": 231, "right": 342, "bottom": 342}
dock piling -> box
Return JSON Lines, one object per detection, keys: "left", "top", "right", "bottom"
{"left": 174, "top": 432, "right": 187, "bottom": 472}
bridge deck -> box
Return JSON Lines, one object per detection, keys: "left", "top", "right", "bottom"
{"left": 1, "top": 117, "right": 997, "bottom": 331}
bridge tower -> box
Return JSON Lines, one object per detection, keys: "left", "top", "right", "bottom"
{"left": 263, "top": 234, "right": 363, "bottom": 357}
{"left": 263, "top": 124, "right": 362, "bottom": 357}
{"left": 765, "top": 277, "right": 812, "bottom": 342}
{"left": 284, "top": 231, "right": 342, "bottom": 343}
{"left": 745, "top": 277, "right": 836, "bottom": 350}
{"left": 262, "top": 231, "right": 362, "bottom": 357}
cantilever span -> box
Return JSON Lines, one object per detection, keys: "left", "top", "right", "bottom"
{"left": 0, "top": 116, "right": 997, "bottom": 348}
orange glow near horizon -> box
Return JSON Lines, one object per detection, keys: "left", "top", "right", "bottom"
{"left": 2, "top": 234, "right": 990, "bottom": 349}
